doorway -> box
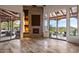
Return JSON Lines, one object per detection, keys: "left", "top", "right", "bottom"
{"left": 49, "top": 18, "right": 66, "bottom": 40}
{"left": 0, "top": 19, "right": 20, "bottom": 41}
{"left": 49, "top": 19, "right": 57, "bottom": 38}
{"left": 0, "top": 8, "right": 20, "bottom": 42}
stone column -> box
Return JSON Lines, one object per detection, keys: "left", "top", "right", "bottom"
{"left": 43, "top": 17, "right": 49, "bottom": 38}
{"left": 20, "top": 8, "right": 24, "bottom": 39}
{"left": 0, "top": 18, "right": 1, "bottom": 40}
{"left": 12, "top": 20, "right": 14, "bottom": 32}
{"left": 56, "top": 19, "right": 58, "bottom": 38}
{"left": 66, "top": 8, "right": 70, "bottom": 40}
{"left": 77, "top": 5, "right": 79, "bottom": 36}
{"left": 7, "top": 21, "right": 9, "bottom": 30}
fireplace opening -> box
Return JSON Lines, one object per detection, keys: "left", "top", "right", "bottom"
{"left": 33, "top": 28, "right": 39, "bottom": 34}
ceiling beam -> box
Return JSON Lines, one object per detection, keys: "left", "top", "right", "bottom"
{"left": 60, "top": 10, "right": 65, "bottom": 16}
{"left": 0, "top": 8, "right": 19, "bottom": 21}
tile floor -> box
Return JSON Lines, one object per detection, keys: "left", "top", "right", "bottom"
{"left": 0, "top": 39, "right": 21, "bottom": 53}
{"left": 21, "top": 38, "right": 79, "bottom": 53}
{"left": 0, "top": 38, "right": 79, "bottom": 53}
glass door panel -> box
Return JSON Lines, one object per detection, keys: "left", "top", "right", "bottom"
{"left": 0, "top": 20, "right": 20, "bottom": 41}
{"left": 0, "top": 21, "right": 11, "bottom": 41}
{"left": 70, "top": 17, "right": 77, "bottom": 36}
{"left": 10, "top": 21, "right": 16, "bottom": 40}
{"left": 57, "top": 19, "right": 66, "bottom": 40}
{"left": 13, "top": 20, "right": 20, "bottom": 39}
{"left": 69, "top": 7, "right": 78, "bottom": 36}
{"left": 49, "top": 20, "right": 57, "bottom": 38}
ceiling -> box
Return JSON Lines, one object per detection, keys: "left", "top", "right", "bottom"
{"left": 49, "top": 6, "right": 77, "bottom": 19}
{"left": 0, "top": 8, "right": 20, "bottom": 21}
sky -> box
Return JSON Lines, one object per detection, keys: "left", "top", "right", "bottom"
{"left": 15, "top": 20, "right": 20, "bottom": 24}
{"left": 50, "top": 17, "right": 77, "bottom": 28}
{"left": 70, "top": 18, "right": 77, "bottom": 28}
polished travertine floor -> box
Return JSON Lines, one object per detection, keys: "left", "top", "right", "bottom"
{"left": 0, "top": 38, "right": 79, "bottom": 53}
{"left": 0, "top": 39, "right": 21, "bottom": 53}
{"left": 21, "top": 38, "right": 79, "bottom": 53}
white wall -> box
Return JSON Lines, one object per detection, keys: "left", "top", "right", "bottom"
{"left": 43, "top": 5, "right": 79, "bottom": 44}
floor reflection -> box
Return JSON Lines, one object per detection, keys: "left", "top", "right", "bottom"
{"left": 21, "top": 38, "right": 79, "bottom": 53}
{"left": 0, "top": 39, "right": 21, "bottom": 53}
{"left": 0, "top": 38, "right": 79, "bottom": 53}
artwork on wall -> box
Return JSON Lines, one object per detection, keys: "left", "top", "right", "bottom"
{"left": 31, "top": 15, "right": 40, "bottom": 26}
{"left": 23, "top": 10, "right": 29, "bottom": 33}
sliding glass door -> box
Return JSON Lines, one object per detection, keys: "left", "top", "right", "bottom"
{"left": 57, "top": 18, "right": 66, "bottom": 40}
{"left": 0, "top": 19, "right": 20, "bottom": 41}
{"left": 69, "top": 6, "right": 78, "bottom": 36}
{"left": 49, "top": 19, "right": 57, "bottom": 38}
{"left": 49, "top": 18, "right": 66, "bottom": 40}
{"left": 13, "top": 20, "right": 20, "bottom": 39}
{"left": 0, "top": 20, "right": 11, "bottom": 41}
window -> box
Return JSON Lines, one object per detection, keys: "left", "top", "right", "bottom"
{"left": 49, "top": 19, "right": 57, "bottom": 38}
{"left": 70, "top": 17, "right": 77, "bottom": 36}
{"left": 70, "top": 7, "right": 78, "bottom": 36}
{"left": 58, "top": 18, "right": 66, "bottom": 39}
